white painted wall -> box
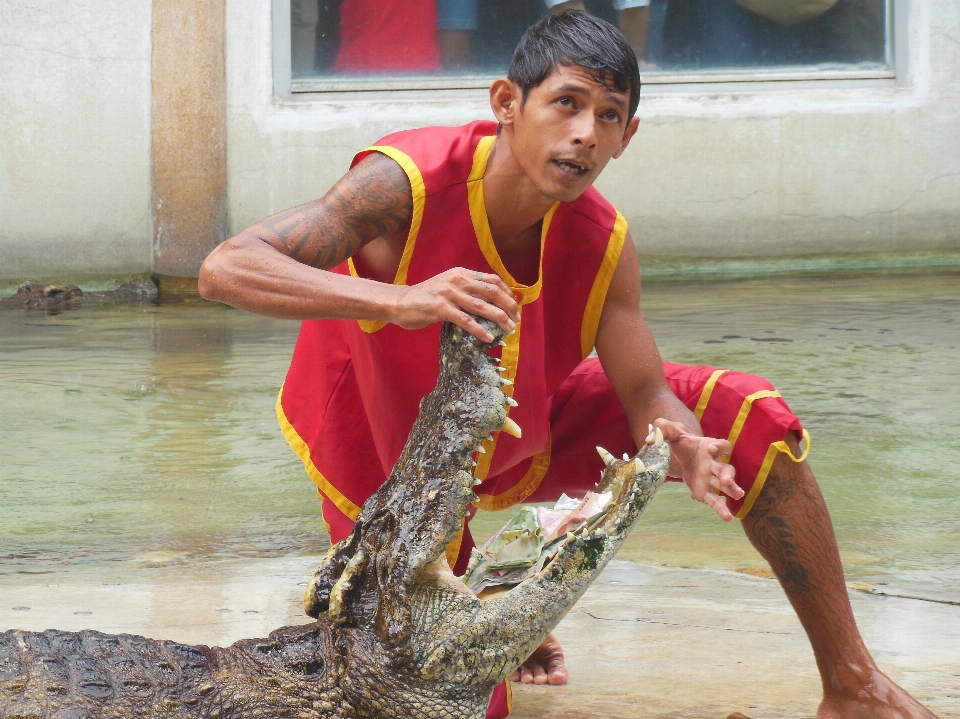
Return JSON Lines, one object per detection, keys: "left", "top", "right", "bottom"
{"left": 0, "top": 0, "right": 153, "bottom": 280}
{"left": 225, "top": 0, "right": 960, "bottom": 261}
{"left": 1, "top": 0, "right": 957, "bottom": 282}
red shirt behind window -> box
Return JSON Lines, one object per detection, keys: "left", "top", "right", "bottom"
{"left": 336, "top": 0, "right": 442, "bottom": 73}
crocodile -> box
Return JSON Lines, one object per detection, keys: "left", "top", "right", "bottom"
{"left": 0, "top": 318, "right": 669, "bottom": 719}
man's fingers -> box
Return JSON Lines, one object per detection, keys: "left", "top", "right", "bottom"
{"left": 447, "top": 308, "right": 496, "bottom": 343}
{"left": 702, "top": 491, "right": 734, "bottom": 522}
{"left": 451, "top": 290, "right": 517, "bottom": 339}
{"left": 459, "top": 269, "right": 518, "bottom": 322}
{"left": 710, "top": 438, "right": 733, "bottom": 457}
{"left": 472, "top": 272, "right": 518, "bottom": 315}
{"left": 715, "top": 467, "right": 744, "bottom": 500}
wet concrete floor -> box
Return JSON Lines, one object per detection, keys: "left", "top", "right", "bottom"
{"left": 2, "top": 559, "right": 956, "bottom": 717}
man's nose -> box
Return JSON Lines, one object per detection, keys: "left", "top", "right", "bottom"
{"left": 570, "top": 113, "right": 598, "bottom": 148}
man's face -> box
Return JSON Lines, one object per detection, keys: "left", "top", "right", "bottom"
{"left": 496, "top": 64, "right": 639, "bottom": 203}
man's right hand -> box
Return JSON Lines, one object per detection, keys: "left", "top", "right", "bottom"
{"left": 391, "top": 268, "right": 519, "bottom": 343}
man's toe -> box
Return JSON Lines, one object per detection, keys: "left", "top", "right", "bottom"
{"left": 547, "top": 659, "right": 569, "bottom": 685}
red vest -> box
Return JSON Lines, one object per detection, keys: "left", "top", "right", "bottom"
{"left": 278, "top": 121, "right": 627, "bottom": 537}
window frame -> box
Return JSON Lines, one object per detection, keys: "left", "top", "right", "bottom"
{"left": 273, "top": 0, "right": 905, "bottom": 100}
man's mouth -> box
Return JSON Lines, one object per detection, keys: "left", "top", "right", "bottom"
{"left": 553, "top": 159, "right": 589, "bottom": 177}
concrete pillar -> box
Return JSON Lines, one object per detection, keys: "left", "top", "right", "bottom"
{"left": 151, "top": 0, "right": 227, "bottom": 293}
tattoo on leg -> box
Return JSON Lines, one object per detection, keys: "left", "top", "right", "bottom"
{"left": 746, "top": 473, "right": 811, "bottom": 596}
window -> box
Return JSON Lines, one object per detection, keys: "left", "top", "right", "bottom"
{"left": 290, "top": 0, "right": 891, "bottom": 90}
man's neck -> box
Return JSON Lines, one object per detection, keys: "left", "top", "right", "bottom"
{"left": 483, "top": 134, "right": 557, "bottom": 259}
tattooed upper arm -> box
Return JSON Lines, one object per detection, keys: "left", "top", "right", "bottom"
{"left": 256, "top": 152, "right": 413, "bottom": 270}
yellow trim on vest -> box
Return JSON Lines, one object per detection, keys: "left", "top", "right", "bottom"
{"left": 475, "top": 434, "right": 552, "bottom": 512}
{"left": 467, "top": 135, "right": 558, "bottom": 305}
{"left": 505, "top": 680, "right": 513, "bottom": 713}
{"left": 316, "top": 489, "right": 333, "bottom": 534}
{"left": 467, "top": 134, "right": 558, "bottom": 481}
{"left": 445, "top": 518, "right": 466, "bottom": 569}
{"left": 694, "top": 369, "right": 727, "bottom": 421}
{"left": 473, "top": 304, "right": 523, "bottom": 480}
{"left": 347, "top": 145, "right": 427, "bottom": 333}
{"left": 736, "top": 428, "right": 811, "bottom": 520}
{"left": 580, "top": 210, "right": 627, "bottom": 358}
{"left": 724, "top": 390, "right": 782, "bottom": 460}
{"left": 277, "top": 387, "right": 362, "bottom": 520}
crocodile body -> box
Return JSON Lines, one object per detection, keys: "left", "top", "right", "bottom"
{"left": 0, "top": 319, "right": 668, "bottom": 719}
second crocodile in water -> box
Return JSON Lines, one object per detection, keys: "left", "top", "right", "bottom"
{"left": 0, "top": 318, "right": 669, "bottom": 719}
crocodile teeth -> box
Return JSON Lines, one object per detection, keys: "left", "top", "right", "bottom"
{"left": 476, "top": 445, "right": 486, "bottom": 454}
{"left": 496, "top": 366, "right": 507, "bottom": 372}
{"left": 654, "top": 427, "right": 664, "bottom": 447}
{"left": 501, "top": 417, "right": 522, "bottom": 439}
{"left": 634, "top": 458, "right": 646, "bottom": 473}
{"left": 497, "top": 340, "right": 507, "bottom": 347}
{"left": 648, "top": 423, "right": 654, "bottom": 435}
{"left": 596, "top": 446, "right": 616, "bottom": 466}
{"left": 500, "top": 378, "right": 513, "bottom": 386}
{"left": 505, "top": 397, "right": 518, "bottom": 407}
{"left": 622, "top": 453, "right": 629, "bottom": 460}
{"left": 473, "top": 478, "right": 482, "bottom": 486}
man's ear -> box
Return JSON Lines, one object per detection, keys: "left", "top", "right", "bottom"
{"left": 612, "top": 116, "right": 640, "bottom": 160}
{"left": 490, "top": 78, "right": 521, "bottom": 128}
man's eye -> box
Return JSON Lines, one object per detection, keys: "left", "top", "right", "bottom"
{"left": 557, "top": 97, "right": 572, "bottom": 107}
{"left": 602, "top": 111, "right": 621, "bottom": 122}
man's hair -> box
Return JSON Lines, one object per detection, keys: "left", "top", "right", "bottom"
{"left": 508, "top": 10, "right": 641, "bottom": 120}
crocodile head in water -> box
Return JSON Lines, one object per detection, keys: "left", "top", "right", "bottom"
{"left": 0, "top": 318, "right": 668, "bottom": 719}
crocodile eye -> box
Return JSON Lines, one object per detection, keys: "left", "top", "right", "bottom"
{"left": 286, "top": 658, "right": 325, "bottom": 677}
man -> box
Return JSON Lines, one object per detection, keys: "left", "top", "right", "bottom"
{"left": 199, "top": 11, "right": 937, "bottom": 719}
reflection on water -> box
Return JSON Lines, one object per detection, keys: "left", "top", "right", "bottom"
{"left": 1, "top": 272, "right": 958, "bottom": 603}
{"left": 0, "top": 303, "right": 322, "bottom": 575}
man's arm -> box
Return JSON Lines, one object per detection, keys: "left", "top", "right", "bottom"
{"left": 594, "top": 233, "right": 743, "bottom": 521}
{"left": 198, "top": 153, "right": 518, "bottom": 342}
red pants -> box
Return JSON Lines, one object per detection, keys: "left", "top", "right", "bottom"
{"left": 482, "top": 359, "right": 807, "bottom": 717}
{"left": 319, "top": 360, "right": 808, "bottom": 719}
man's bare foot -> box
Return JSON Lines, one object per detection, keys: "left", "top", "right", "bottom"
{"left": 508, "top": 633, "right": 569, "bottom": 685}
{"left": 818, "top": 667, "right": 939, "bottom": 719}
{"left": 729, "top": 669, "right": 939, "bottom": 719}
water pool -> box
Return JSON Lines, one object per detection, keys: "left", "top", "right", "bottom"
{"left": 1, "top": 270, "right": 958, "bottom": 607}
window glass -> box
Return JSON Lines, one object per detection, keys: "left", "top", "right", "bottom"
{"left": 290, "top": 0, "right": 888, "bottom": 81}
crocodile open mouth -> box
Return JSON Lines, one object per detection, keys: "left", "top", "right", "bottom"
{"left": 463, "top": 434, "right": 670, "bottom": 598}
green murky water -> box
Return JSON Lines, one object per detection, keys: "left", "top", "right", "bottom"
{"left": 1, "top": 271, "right": 958, "bottom": 604}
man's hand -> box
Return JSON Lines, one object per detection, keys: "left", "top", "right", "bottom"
{"left": 652, "top": 419, "right": 744, "bottom": 522}
{"left": 391, "top": 268, "right": 520, "bottom": 342}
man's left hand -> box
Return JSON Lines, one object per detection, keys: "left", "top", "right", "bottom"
{"left": 652, "top": 419, "right": 744, "bottom": 522}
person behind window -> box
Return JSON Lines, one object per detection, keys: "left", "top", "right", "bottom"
{"left": 437, "top": 0, "right": 478, "bottom": 71}
{"left": 660, "top": 0, "right": 885, "bottom": 69}
{"left": 545, "top": 0, "right": 654, "bottom": 65}
{"left": 335, "top": 0, "right": 442, "bottom": 73}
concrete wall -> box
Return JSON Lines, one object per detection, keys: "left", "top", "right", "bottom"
{"left": 0, "top": 0, "right": 153, "bottom": 280}
{"left": 1, "top": 0, "right": 957, "bottom": 282}
{"left": 225, "top": 0, "right": 960, "bottom": 261}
